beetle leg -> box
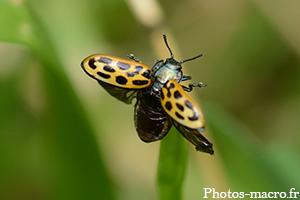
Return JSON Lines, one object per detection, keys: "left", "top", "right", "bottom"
{"left": 127, "top": 54, "right": 141, "bottom": 63}
{"left": 181, "top": 82, "right": 206, "bottom": 92}
{"left": 182, "top": 76, "right": 192, "bottom": 81}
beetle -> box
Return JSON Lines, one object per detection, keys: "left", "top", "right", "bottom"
{"left": 81, "top": 33, "right": 214, "bottom": 155}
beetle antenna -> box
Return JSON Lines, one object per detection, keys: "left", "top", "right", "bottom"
{"left": 163, "top": 33, "right": 174, "bottom": 58}
{"left": 180, "top": 53, "right": 204, "bottom": 64}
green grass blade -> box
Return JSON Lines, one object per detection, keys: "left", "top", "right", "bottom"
{"left": 157, "top": 127, "right": 188, "bottom": 200}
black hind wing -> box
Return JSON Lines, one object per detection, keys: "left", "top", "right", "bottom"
{"left": 171, "top": 119, "right": 214, "bottom": 155}
{"left": 134, "top": 91, "right": 172, "bottom": 142}
{"left": 98, "top": 81, "right": 137, "bottom": 104}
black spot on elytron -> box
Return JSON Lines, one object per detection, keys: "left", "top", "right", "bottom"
{"left": 103, "top": 65, "right": 116, "bottom": 73}
{"left": 165, "top": 101, "right": 172, "bottom": 111}
{"left": 169, "top": 82, "right": 175, "bottom": 89}
{"left": 142, "top": 70, "right": 151, "bottom": 78}
{"left": 88, "top": 58, "right": 97, "bottom": 69}
{"left": 133, "top": 80, "right": 149, "bottom": 85}
{"left": 161, "top": 91, "right": 165, "bottom": 100}
{"left": 185, "top": 100, "right": 194, "bottom": 109}
{"left": 116, "top": 76, "right": 128, "bottom": 85}
{"left": 117, "top": 62, "right": 131, "bottom": 70}
{"left": 174, "top": 90, "right": 182, "bottom": 99}
{"left": 176, "top": 103, "right": 184, "bottom": 111}
{"left": 135, "top": 65, "right": 143, "bottom": 72}
{"left": 97, "top": 71, "right": 111, "bottom": 79}
{"left": 188, "top": 113, "right": 199, "bottom": 121}
{"left": 175, "top": 112, "right": 184, "bottom": 120}
{"left": 167, "top": 88, "right": 171, "bottom": 98}
{"left": 126, "top": 71, "right": 139, "bottom": 77}
{"left": 99, "top": 57, "right": 112, "bottom": 64}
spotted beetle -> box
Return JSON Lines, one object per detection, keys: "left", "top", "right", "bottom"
{"left": 81, "top": 33, "right": 214, "bottom": 155}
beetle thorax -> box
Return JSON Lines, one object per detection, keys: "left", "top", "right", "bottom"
{"left": 152, "top": 58, "right": 183, "bottom": 92}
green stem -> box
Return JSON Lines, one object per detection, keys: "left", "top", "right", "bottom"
{"left": 157, "top": 127, "right": 188, "bottom": 200}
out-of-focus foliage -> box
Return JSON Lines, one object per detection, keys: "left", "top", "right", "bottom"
{"left": 0, "top": 1, "right": 113, "bottom": 200}
{"left": 1, "top": 0, "right": 300, "bottom": 200}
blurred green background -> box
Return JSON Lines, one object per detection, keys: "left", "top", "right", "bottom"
{"left": 1, "top": 0, "right": 300, "bottom": 199}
